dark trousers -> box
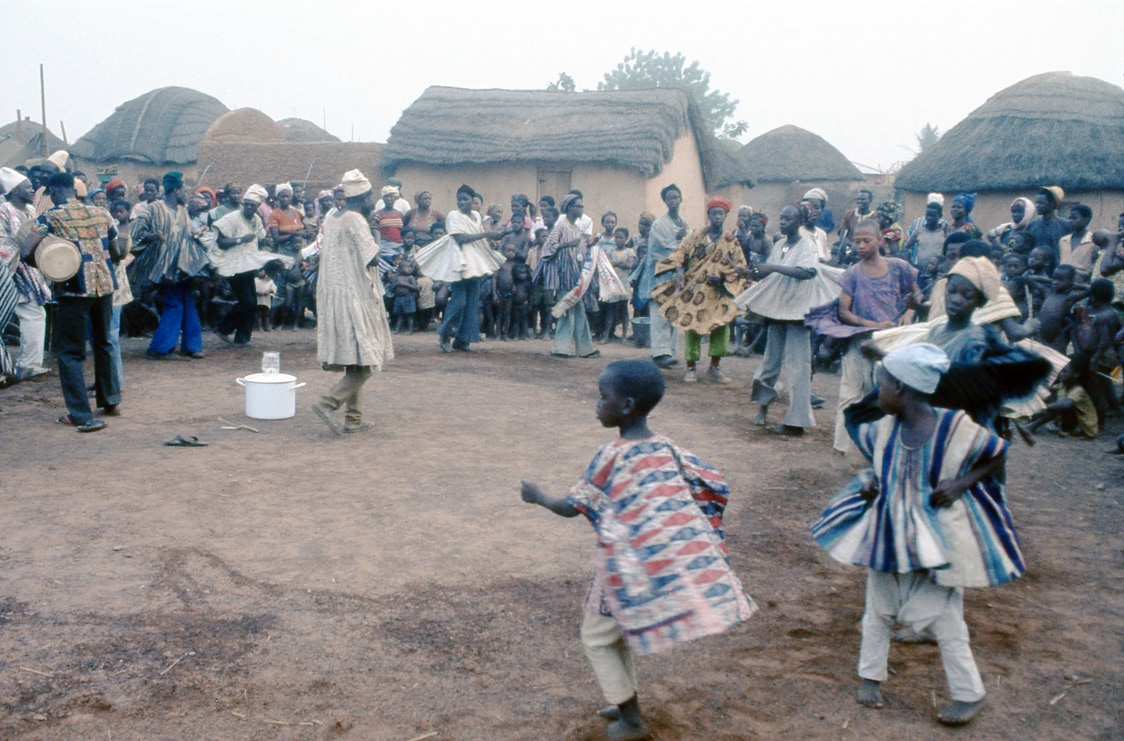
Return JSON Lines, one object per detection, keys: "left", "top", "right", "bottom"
{"left": 217, "top": 271, "right": 256, "bottom": 343}
{"left": 439, "top": 278, "right": 482, "bottom": 346}
{"left": 57, "top": 294, "right": 119, "bottom": 424}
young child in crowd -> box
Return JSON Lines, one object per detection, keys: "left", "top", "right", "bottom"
{"left": 415, "top": 269, "right": 436, "bottom": 332}
{"left": 499, "top": 215, "right": 532, "bottom": 263}
{"left": 1037, "top": 265, "right": 1086, "bottom": 352}
{"left": 531, "top": 226, "right": 553, "bottom": 338}
{"left": 492, "top": 243, "right": 520, "bottom": 340}
{"left": 521, "top": 359, "right": 755, "bottom": 741}
{"left": 511, "top": 260, "right": 533, "bottom": 339}
{"left": 1002, "top": 252, "right": 1040, "bottom": 320}
{"left": 603, "top": 227, "right": 636, "bottom": 343}
{"left": 254, "top": 268, "right": 276, "bottom": 332}
{"left": 813, "top": 343, "right": 1022, "bottom": 727}
{"left": 1071, "top": 278, "right": 1121, "bottom": 423}
{"left": 390, "top": 259, "right": 419, "bottom": 334}
{"left": 1026, "top": 356, "right": 1100, "bottom": 439}
{"left": 400, "top": 226, "right": 417, "bottom": 259}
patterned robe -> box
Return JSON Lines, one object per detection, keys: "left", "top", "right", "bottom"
{"left": 652, "top": 227, "right": 746, "bottom": 334}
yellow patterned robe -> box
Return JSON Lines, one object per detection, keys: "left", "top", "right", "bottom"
{"left": 652, "top": 228, "right": 746, "bottom": 334}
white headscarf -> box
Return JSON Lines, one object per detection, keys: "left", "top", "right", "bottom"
{"left": 275, "top": 182, "right": 293, "bottom": 197}
{"left": 926, "top": 193, "right": 945, "bottom": 206}
{"left": 882, "top": 343, "right": 950, "bottom": 394}
{"left": 802, "top": 187, "right": 828, "bottom": 204}
{"left": 243, "top": 184, "right": 268, "bottom": 204}
{"left": 0, "top": 167, "right": 29, "bottom": 193}
{"left": 341, "top": 170, "right": 372, "bottom": 198}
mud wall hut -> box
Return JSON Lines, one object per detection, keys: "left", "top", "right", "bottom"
{"left": 0, "top": 118, "right": 68, "bottom": 169}
{"left": 895, "top": 72, "right": 1124, "bottom": 233}
{"left": 735, "top": 125, "right": 864, "bottom": 221}
{"left": 380, "top": 86, "right": 748, "bottom": 227}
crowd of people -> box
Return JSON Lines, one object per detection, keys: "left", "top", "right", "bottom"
{"left": 2, "top": 151, "right": 1123, "bottom": 736}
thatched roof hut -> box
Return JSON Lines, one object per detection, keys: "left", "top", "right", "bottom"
{"left": 895, "top": 72, "right": 1124, "bottom": 231}
{"left": 205, "top": 108, "right": 285, "bottom": 144}
{"left": 195, "top": 141, "right": 385, "bottom": 195}
{"left": 0, "top": 119, "right": 67, "bottom": 168}
{"left": 277, "top": 118, "right": 340, "bottom": 143}
{"left": 382, "top": 86, "right": 749, "bottom": 222}
{"left": 737, "top": 125, "right": 863, "bottom": 184}
{"left": 71, "top": 86, "right": 229, "bottom": 164}
{"left": 896, "top": 72, "right": 1124, "bottom": 192}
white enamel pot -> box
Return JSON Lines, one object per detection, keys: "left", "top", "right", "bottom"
{"left": 235, "top": 373, "right": 306, "bottom": 420}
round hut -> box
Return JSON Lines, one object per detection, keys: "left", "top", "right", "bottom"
{"left": 277, "top": 118, "right": 340, "bottom": 143}
{"left": 205, "top": 108, "right": 285, "bottom": 144}
{"left": 895, "top": 71, "right": 1124, "bottom": 232}
{"left": 736, "top": 125, "right": 864, "bottom": 220}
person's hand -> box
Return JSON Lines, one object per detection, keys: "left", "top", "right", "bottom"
{"left": 676, "top": 227, "right": 689, "bottom": 240}
{"left": 754, "top": 264, "right": 772, "bottom": 279}
{"left": 520, "top": 480, "right": 545, "bottom": 504}
{"left": 1022, "top": 317, "right": 1041, "bottom": 334}
{"left": 873, "top": 320, "right": 894, "bottom": 330}
{"left": 859, "top": 340, "right": 885, "bottom": 361}
{"left": 705, "top": 273, "right": 723, "bottom": 287}
{"left": 930, "top": 477, "right": 968, "bottom": 508}
{"left": 859, "top": 475, "right": 879, "bottom": 502}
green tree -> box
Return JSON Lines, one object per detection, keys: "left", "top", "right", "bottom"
{"left": 598, "top": 49, "right": 744, "bottom": 138}
{"left": 916, "top": 123, "right": 941, "bottom": 152}
{"left": 546, "top": 72, "right": 575, "bottom": 93}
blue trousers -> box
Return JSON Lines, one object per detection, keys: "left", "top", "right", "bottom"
{"left": 439, "top": 277, "right": 482, "bottom": 346}
{"left": 57, "top": 294, "right": 119, "bottom": 423}
{"left": 149, "top": 281, "right": 202, "bottom": 355}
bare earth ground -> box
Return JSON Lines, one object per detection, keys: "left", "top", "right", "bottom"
{"left": 0, "top": 327, "right": 1121, "bottom": 741}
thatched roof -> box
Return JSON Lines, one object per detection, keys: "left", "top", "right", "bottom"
{"left": 737, "top": 125, "right": 863, "bottom": 183}
{"left": 194, "top": 141, "right": 384, "bottom": 193}
{"left": 205, "top": 108, "right": 285, "bottom": 144}
{"left": 277, "top": 118, "right": 340, "bottom": 143}
{"left": 896, "top": 72, "right": 1124, "bottom": 192}
{"left": 71, "top": 86, "right": 229, "bottom": 164}
{"left": 0, "top": 119, "right": 67, "bottom": 168}
{"left": 382, "top": 86, "right": 748, "bottom": 191}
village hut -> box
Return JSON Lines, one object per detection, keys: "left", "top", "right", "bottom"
{"left": 380, "top": 86, "right": 750, "bottom": 225}
{"left": 895, "top": 71, "right": 1124, "bottom": 232}
{"left": 196, "top": 108, "right": 382, "bottom": 194}
{"left": 736, "top": 125, "right": 864, "bottom": 221}
{"left": 277, "top": 118, "right": 340, "bottom": 143}
{"left": 0, "top": 118, "right": 67, "bottom": 169}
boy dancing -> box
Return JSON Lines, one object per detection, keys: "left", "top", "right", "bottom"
{"left": 521, "top": 359, "right": 755, "bottom": 740}
{"left": 812, "top": 343, "right": 1025, "bottom": 726}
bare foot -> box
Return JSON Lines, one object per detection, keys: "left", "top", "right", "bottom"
{"left": 857, "top": 679, "right": 884, "bottom": 709}
{"left": 937, "top": 698, "right": 985, "bottom": 725}
{"left": 751, "top": 407, "right": 768, "bottom": 426}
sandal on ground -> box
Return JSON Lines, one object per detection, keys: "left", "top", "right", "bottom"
{"left": 57, "top": 415, "right": 107, "bottom": 433}
{"left": 343, "top": 421, "right": 374, "bottom": 434}
{"left": 768, "top": 424, "right": 805, "bottom": 437}
{"left": 163, "top": 435, "right": 208, "bottom": 447}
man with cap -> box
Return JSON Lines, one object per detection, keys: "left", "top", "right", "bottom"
{"left": 213, "top": 184, "right": 280, "bottom": 346}
{"left": 130, "top": 170, "right": 210, "bottom": 358}
{"left": 813, "top": 341, "right": 1021, "bottom": 727}
{"left": 1026, "top": 186, "right": 1067, "bottom": 263}
{"left": 801, "top": 187, "right": 831, "bottom": 261}
{"left": 21, "top": 172, "right": 120, "bottom": 431}
{"left": 310, "top": 169, "right": 393, "bottom": 435}
{"left": 652, "top": 196, "right": 746, "bottom": 383}
{"left": 0, "top": 167, "right": 52, "bottom": 381}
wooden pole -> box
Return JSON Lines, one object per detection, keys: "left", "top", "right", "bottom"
{"left": 39, "top": 64, "right": 48, "bottom": 158}
{"left": 16, "top": 109, "right": 23, "bottom": 145}
{"left": 60, "top": 121, "right": 68, "bottom": 145}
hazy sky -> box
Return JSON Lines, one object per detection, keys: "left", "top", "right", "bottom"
{"left": 6, "top": 0, "right": 1123, "bottom": 173}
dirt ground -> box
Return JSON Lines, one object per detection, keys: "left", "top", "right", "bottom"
{"left": 0, "top": 327, "right": 1121, "bottom": 741}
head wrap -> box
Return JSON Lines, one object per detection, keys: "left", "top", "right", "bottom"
{"left": 738, "top": 204, "right": 753, "bottom": 214}
{"left": 162, "top": 170, "right": 184, "bottom": 192}
{"left": 47, "top": 150, "right": 69, "bottom": 171}
{"left": 559, "top": 193, "right": 581, "bottom": 213}
{"left": 380, "top": 185, "right": 399, "bottom": 199}
{"left": 926, "top": 193, "right": 944, "bottom": 206}
{"left": 882, "top": 343, "right": 950, "bottom": 394}
{"left": 456, "top": 183, "right": 476, "bottom": 199}
{"left": 0, "top": 166, "right": 30, "bottom": 193}
{"left": 639, "top": 211, "right": 656, "bottom": 222}
{"left": 1039, "top": 185, "right": 1065, "bottom": 208}
{"left": 802, "top": 187, "right": 828, "bottom": 205}
{"left": 105, "top": 178, "right": 126, "bottom": 194}
{"left": 949, "top": 256, "right": 1001, "bottom": 301}
{"left": 1011, "top": 197, "right": 1036, "bottom": 229}
{"left": 877, "top": 201, "right": 902, "bottom": 222}
{"left": 74, "top": 180, "right": 88, "bottom": 198}
{"left": 751, "top": 211, "right": 768, "bottom": 225}
{"left": 511, "top": 193, "right": 529, "bottom": 207}
{"left": 415, "top": 190, "right": 432, "bottom": 203}
{"left": 189, "top": 193, "right": 209, "bottom": 207}
{"left": 90, "top": 187, "right": 105, "bottom": 199}
{"left": 387, "top": 177, "right": 403, "bottom": 188}
{"left": 706, "top": 196, "right": 733, "bottom": 213}
{"left": 243, "top": 184, "right": 269, "bottom": 204}
{"left": 952, "top": 192, "right": 976, "bottom": 214}
{"left": 342, "top": 170, "right": 373, "bottom": 198}
{"left": 275, "top": 182, "right": 293, "bottom": 197}
{"left": 660, "top": 183, "right": 681, "bottom": 201}
{"left": 195, "top": 186, "right": 217, "bottom": 206}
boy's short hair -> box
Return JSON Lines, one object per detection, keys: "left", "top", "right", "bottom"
{"left": 542, "top": 207, "right": 559, "bottom": 220}
{"left": 603, "top": 359, "right": 665, "bottom": 416}
{"left": 1089, "top": 277, "right": 1115, "bottom": 302}
{"left": 959, "top": 239, "right": 990, "bottom": 258}
{"left": 1070, "top": 204, "right": 1093, "bottom": 221}
{"left": 535, "top": 228, "right": 548, "bottom": 237}
{"left": 400, "top": 226, "right": 416, "bottom": 237}
{"left": 1053, "top": 264, "right": 1077, "bottom": 281}
{"left": 942, "top": 231, "right": 972, "bottom": 255}
{"left": 1013, "top": 231, "right": 1036, "bottom": 247}
{"left": 614, "top": 226, "right": 630, "bottom": 238}
{"left": 109, "top": 198, "right": 130, "bottom": 215}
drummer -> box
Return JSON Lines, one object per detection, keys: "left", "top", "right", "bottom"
{"left": 22, "top": 171, "right": 120, "bottom": 432}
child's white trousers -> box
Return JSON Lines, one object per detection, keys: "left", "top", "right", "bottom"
{"left": 581, "top": 612, "right": 637, "bottom": 705}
